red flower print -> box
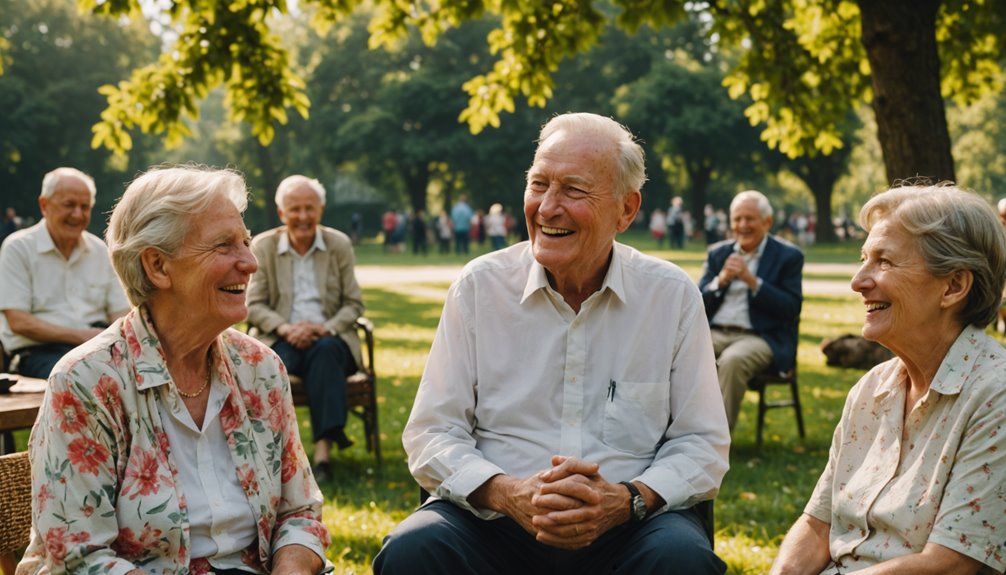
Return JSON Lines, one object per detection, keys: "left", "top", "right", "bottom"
{"left": 44, "top": 527, "right": 67, "bottom": 564}
{"left": 112, "top": 527, "right": 144, "bottom": 559}
{"left": 237, "top": 464, "right": 260, "bottom": 495}
{"left": 80, "top": 504, "right": 95, "bottom": 518}
{"left": 94, "top": 375, "right": 123, "bottom": 415}
{"left": 67, "top": 436, "right": 110, "bottom": 475}
{"left": 121, "top": 448, "right": 169, "bottom": 499}
{"left": 189, "top": 557, "right": 212, "bottom": 575}
{"left": 281, "top": 437, "right": 299, "bottom": 483}
{"left": 125, "top": 327, "right": 142, "bottom": 357}
{"left": 51, "top": 391, "right": 89, "bottom": 434}
{"left": 68, "top": 531, "right": 90, "bottom": 544}
{"left": 37, "top": 482, "right": 54, "bottom": 514}
{"left": 303, "top": 522, "right": 332, "bottom": 547}
{"left": 220, "top": 401, "right": 241, "bottom": 435}
{"left": 268, "top": 389, "right": 286, "bottom": 432}
{"left": 237, "top": 338, "right": 266, "bottom": 366}
{"left": 968, "top": 498, "right": 982, "bottom": 513}
{"left": 241, "top": 388, "right": 265, "bottom": 419}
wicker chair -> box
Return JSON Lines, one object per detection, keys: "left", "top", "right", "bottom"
{"left": 0, "top": 451, "right": 31, "bottom": 575}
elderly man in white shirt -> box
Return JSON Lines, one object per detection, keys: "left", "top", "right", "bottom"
{"left": 0, "top": 167, "right": 129, "bottom": 378}
{"left": 373, "top": 113, "right": 730, "bottom": 575}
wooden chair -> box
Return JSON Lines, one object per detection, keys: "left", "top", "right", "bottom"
{"left": 0, "top": 451, "right": 31, "bottom": 575}
{"left": 248, "top": 317, "right": 381, "bottom": 466}
{"left": 747, "top": 365, "right": 805, "bottom": 450}
{"left": 291, "top": 317, "right": 380, "bottom": 466}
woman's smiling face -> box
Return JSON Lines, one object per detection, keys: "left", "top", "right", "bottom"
{"left": 851, "top": 218, "right": 948, "bottom": 357}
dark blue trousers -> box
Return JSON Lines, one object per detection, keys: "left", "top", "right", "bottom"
{"left": 272, "top": 336, "right": 355, "bottom": 443}
{"left": 15, "top": 344, "right": 76, "bottom": 379}
{"left": 373, "top": 500, "right": 725, "bottom": 575}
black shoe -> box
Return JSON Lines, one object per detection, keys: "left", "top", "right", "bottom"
{"left": 333, "top": 428, "right": 355, "bottom": 451}
{"left": 312, "top": 461, "right": 332, "bottom": 484}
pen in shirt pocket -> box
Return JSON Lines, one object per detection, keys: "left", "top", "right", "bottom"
{"left": 608, "top": 379, "right": 616, "bottom": 401}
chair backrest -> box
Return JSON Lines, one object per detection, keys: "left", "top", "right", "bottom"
{"left": 0, "top": 451, "right": 31, "bottom": 574}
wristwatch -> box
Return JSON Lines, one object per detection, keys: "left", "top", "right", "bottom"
{"left": 620, "top": 481, "right": 648, "bottom": 523}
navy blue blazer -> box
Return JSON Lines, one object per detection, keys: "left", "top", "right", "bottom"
{"left": 698, "top": 235, "right": 804, "bottom": 373}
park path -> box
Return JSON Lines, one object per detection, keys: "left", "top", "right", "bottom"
{"left": 356, "top": 262, "right": 860, "bottom": 299}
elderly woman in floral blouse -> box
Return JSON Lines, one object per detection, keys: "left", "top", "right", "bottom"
{"left": 18, "top": 166, "right": 331, "bottom": 575}
{"left": 770, "top": 184, "right": 1006, "bottom": 575}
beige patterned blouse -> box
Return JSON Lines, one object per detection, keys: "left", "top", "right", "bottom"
{"left": 805, "top": 325, "right": 1006, "bottom": 574}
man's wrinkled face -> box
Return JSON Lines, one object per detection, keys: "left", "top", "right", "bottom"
{"left": 279, "top": 184, "right": 323, "bottom": 248}
{"left": 40, "top": 176, "right": 92, "bottom": 248}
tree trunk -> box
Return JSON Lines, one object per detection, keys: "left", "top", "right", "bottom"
{"left": 256, "top": 141, "right": 281, "bottom": 229}
{"left": 400, "top": 164, "right": 430, "bottom": 215}
{"left": 687, "top": 161, "right": 713, "bottom": 218}
{"left": 857, "top": 0, "right": 955, "bottom": 184}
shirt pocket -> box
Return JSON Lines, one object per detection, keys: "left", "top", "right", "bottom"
{"left": 602, "top": 380, "right": 670, "bottom": 455}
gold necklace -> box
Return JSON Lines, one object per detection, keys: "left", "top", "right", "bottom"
{"left": 177, "top": 353, "right": 212, "bottom": 399}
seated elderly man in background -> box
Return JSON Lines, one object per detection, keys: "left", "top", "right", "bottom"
{"left": 0, "top": 167, "right": 129, "bottom": 378}
{"left": 18, "top": 165, "right": 330, "bottom": 574}
{"left": 698, "top": 190, "right": 803, "bottom": 431}
{"left": 246, "top": 175, "right": 365, "bottom": 483}
{"left": 770, "top": 184, "right": 1006, "bottom": 575}
{"left": 374, "top": 112, "right": 730, "bottom": 575}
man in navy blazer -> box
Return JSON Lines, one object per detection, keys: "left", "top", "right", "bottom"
{"left": 698, "top": 191, "right": 803, "bottom": 431}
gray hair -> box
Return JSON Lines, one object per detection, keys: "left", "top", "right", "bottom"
{"left": 41, "top": 167, "right": 97, "bottom": 205}
{"left": 106, "top": 165, "right": 249, "bottom": 307}
{"left": 859, "top": 184, "right": 1006, "bottom": 328}
{"left": 730, "top": 190, "right": 773, "bottom": 218}
{"left": 534, "top": 113, "right": 646, "bottom": 198}
{"left": 275, "top": 175, "right": 326, "bottom": 209}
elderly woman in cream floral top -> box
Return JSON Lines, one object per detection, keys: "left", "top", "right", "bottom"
{"left": 771, "top": 184, "right": 1006, "bottom": 575}
{"left": 18, "top": 166, "right": 331, "bottom": 575}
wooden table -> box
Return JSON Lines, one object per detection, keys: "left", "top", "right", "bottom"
{"left": 0, "top": 374, "right": 45, "bottom": 453}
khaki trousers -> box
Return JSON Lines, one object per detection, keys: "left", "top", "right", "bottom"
{"left": 710, "top": 329, "right": 773, "bottom": 431}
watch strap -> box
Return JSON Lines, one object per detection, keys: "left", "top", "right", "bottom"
{"left": 619, "top": 480, "right": 646, "bottom": 522}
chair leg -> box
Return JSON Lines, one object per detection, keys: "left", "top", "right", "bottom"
{"left": 790, "top": 380, "right": 806, "bottom": 438}
{"left": 756, "top": 389, "right": 766, "bottom": 451}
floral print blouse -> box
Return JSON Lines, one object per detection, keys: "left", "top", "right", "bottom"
{"left": 17, "top": 307, "right": 332, "bottom": 575}
{"left": 805, "top": 325, "right": 1006, "bottom": 574}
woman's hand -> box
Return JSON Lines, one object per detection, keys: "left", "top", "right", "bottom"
{"left": 272, "top": 544, "right": 324, "bottom": 575}
{"left": 769, "top": 514, "right": 831, "bottom": 575}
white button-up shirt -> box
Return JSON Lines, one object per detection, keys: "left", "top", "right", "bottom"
{"left": 708, "top": 237, "right": 766, "bottom": 329}
{"left": 404, "top": 242, "right": 730, "bottom": 519}
{"left": 0, "top": 220, "right": 129, "bottom": 350}
{"left": 278, "top": 230, "right": 327, "bottom": 325}
{"left": 158, "top": 377, "right": 258, "bottom": 571}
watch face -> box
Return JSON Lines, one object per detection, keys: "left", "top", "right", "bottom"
{"left": 632, "top": 496, "right": 647, "bottom": 521}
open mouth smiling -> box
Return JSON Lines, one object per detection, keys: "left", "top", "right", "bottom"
{"left": 541, "top": 226, "right": 573, "bottom": 237}
{"left": 221, "top": 284, "right": 247, "bottom": 294}
{"left": 866, "top": 302, "right": 890, "bottom": 312}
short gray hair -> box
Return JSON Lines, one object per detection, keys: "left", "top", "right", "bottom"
{"left": 106, "top": 165, "right": 249, "bottom": 307}
{"left": 534, "top": 113, "right": 646, "bottom": 198}
{"left": 859, "top": 183, "right": 1006, "bottom": 328}
{"left": 41, "top": 167, "right": 96, "bottom": 205}
{"left": 730, "top": 190, "right": 773, "bottom": 218}
{"left": 275, "top": 175, "right": 326, "bottom": 209}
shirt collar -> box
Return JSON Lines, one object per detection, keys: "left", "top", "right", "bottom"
{"left": 277, "top": 227, "right": 325, "bottom": 255}
{"left": 872, "top": 324, "right": 983, "bottom": 398}
{"left": 36, "top": 219, "right": 87, "bottom": 255}
{"left": 733, "top": 235, "right": 768, "bottom": 258}
{"left": 520, "top": 242, "right": 626, "bottom": 305}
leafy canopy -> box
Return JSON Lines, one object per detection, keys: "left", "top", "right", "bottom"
{"left": 15, "top": 0, "right": 1002, "bottom": 157}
